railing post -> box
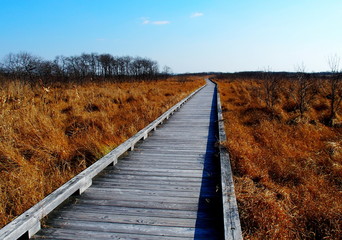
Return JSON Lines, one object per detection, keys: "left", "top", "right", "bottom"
{"left": 78, "top": 178, "right": 92, "bottom": 195}
{"left": 143, "top": 133, "right": 148, "bottom": 140}
{"left": 28, "top": 220, "right": 41, "bottom": 238}
{"left": 111, "top": 157, "right": 118, "bottom": 166}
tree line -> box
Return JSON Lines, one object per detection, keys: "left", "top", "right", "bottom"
{"left": 0, "top": 52, "right": 172, "bottom": 82}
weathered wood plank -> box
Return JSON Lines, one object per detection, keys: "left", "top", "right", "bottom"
{"left": 74, "top": 199, "right": 204, "bottom": 211}
{"left": 101, "top": 170, "right": 219, "bottom": 179}
{"left": 57, "top": 205, "right": 210, "bottom": 219}
{"left": 34, "top": 228, "right": 194, "bottom": 240}
{"left": 86, "top": 186, "right": 218, "bottom": 199}
{"left": 50, "top": 210, "right": 218, "bottom": 228}
{"left": 39, "top": 220, "right": 222, "bottom": 239}
{"left": 81, "top": 192, "right": 201, "bottom": 203}
{"left": 111, "top": 167, "right": 209, "bottom": 176}
{"left": 91, "top": 181, "right": 206, "bottom": 192}
{"left": 113, "top": 161, "right": 220, "bottom": 170}
{"left": 94, "top": 173, "right": 206, "bottom": 182}
{"left": 116, "top": 162, "right": 209, "bottom": 169}
{"left": 103, "top": 169, "right": 218, "bottom": 178}
{"left": 119, "top": 155, "right": 213, "bottom": 162}
{"left": 93, "top": 175, "right": 209, "bottom": 184}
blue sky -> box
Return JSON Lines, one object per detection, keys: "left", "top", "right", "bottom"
{"left": 0, "top": 0, "right": 341, "bottom": 73}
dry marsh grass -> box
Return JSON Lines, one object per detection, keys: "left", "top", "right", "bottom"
{"left": 216, "top": 78, "right": 341, "bottom": 239}
{"left": 0, "top": 76, "right": 204, "bottom": 227}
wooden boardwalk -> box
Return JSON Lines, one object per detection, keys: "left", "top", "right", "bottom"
{"left": 33, "top": 81, "right": 224, "bottom": 239}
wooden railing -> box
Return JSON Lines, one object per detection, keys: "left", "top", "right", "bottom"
{"left": 212, "top": 79, "right": 243, "bottom": 240}
{"left": 0, "top": 84, "right": 206, "bottom": 240}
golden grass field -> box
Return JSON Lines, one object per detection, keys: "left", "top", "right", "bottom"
{"left": 216, "top": 78, "right": 341, "bottom": 239}
{"left": 0, "top": 77, "right": 205, "bottom": 228}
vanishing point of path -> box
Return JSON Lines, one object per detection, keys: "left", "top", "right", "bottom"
{"left": 33, "top": 81, "right": 224, "bottom": 239}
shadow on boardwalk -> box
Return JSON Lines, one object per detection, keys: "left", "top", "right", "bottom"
{"left": 194, "top": 86, "right": 224, "bottom": 239}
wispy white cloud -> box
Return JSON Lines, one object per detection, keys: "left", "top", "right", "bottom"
{"left": 141, "top": 17, "right": 170, "bottom": 25}
{"left": 191, "top": 12, "right": 204, "bottom": 18}
{"left": 142, "top": 18, "right": 150, "bottom": 24}
{"left": 152, "top": 20, "right": 170, "bottom": 25}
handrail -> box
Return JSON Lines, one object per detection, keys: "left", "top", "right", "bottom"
{"left": 210, "top": 79, "right": 243, "bottom": 240}
{"left": 0, "top": 83, "right": 206, "bottom": 240}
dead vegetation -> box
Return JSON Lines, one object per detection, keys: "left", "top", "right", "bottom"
{"left": 215, "top": 77, "right": 341, "bottom": 239}
{"left": 0, "top": 76, "right": 204, "bottom": 227}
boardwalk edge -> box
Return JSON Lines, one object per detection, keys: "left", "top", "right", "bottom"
{"left": 210, "top": 79, "right": 243, "bottom": 240}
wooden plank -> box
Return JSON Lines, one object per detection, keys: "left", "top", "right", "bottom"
{"left": 74, "top": 199, "right": 203, "bottom": 211}
{"left": 134, "top": 149, "right": 216, "bottom": 154}
{"left": 57, "top": 205, "right": 208, "bottom": 219}
{"left": 84, "top": 187, "right": 207, "bottom": 203}
{"left": 136, "top": 139, "right": 211, "bottom": 144}
{"left": 71, "top": 202, "right": 220, "bottom": 219}
{"left": 102, "top": 170, "right": 219, "bottom": 178}
{"left": 136, "top": 146, "right": 212, "bottom": 150}
{"left": 87, "top": 186, "right": 218, "bottom": 198}
{"left": 116, "top": 162, "right": 208, "bottom": 168}
{"left": 33, "top": 228, "right": 194, "bottom": 240}
{"left": 111, "top": 167, "right": 205, "bottom": 174}
{"left": 119, "top": 155, "right": 210, "bottom": 162}
{"left": 113, "top": 162, "right": 220, "bottom": 171}
{"left": 94, "top": 173, "right": 206, "bottom": 182}
{"left": 40, "top": 219, "right": 222, "bottom": 239}
{"left": 49, "top": 210, "right": 217, "bottom": 228}
{"left": 91, "top": 181, "right": 206, "bottom": 192}
{"left": 92, "top": 177, "right": 204, "bottom": 186}
{"left": 116, "top": 162, "right": 208, "bottom": 169}
{"left": 131, "top": 151, "right": 215, "bottom": 157}
{"left": 92, "top": 176, "right": 220, "bottom": 188}
{"left": 103, "top": 169, "right": 210, "bottom": 178}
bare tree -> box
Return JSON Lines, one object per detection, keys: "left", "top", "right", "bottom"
{"left": 162, "top": 66, "right": 172, "bottom": 75}
{"left": 2, "top": 52, "right": 42, "bottom": 80}
{"left": 53, "top": 55, "right": 71, "bottom": 81}
{"left": 98, "top": 54, "right": 113, "bottom": 77}
{"left": 36, "top": 60, "right": 55, "bottom": 82}
{"left": 292, "top": 64, "right": 318, "bottom": 118}
{"left": 327, "top": 55, "right": 342, "bottom": 125}
{"left": 261, "top": 68, "right": 279, "bottom": 110}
